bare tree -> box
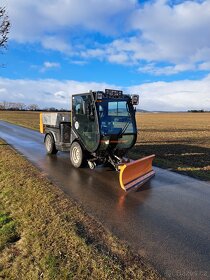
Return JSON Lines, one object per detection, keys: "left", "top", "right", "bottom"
{"left": 0, "top": 7, "right": 10, "bottom": 49}
{"left": 9, "top": 102, "right": 26, "bottom": 110}
{"left": 27, "top": 104, "right": 39, "bottom": 111}
{"left": 0, "top": 102, "right": 4, "bottom": 109}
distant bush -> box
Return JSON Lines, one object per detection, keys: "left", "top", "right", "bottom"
{"left": 188, "top": 110, "right": 207, "bottom": 113}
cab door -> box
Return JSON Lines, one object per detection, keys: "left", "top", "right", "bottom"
{"left": 72, "top": 93, "right": 100, "bottom": 152}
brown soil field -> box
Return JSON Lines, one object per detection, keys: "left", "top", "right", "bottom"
{"left": 133, "top": 112, "right": 210, "bottom": 181}
{"left": 0, "top": 110, "right": 210, "bottom": 181}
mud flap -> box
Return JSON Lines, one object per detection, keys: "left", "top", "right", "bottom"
{"left": 118, "top": 155, "right": 155, "bottom": 192}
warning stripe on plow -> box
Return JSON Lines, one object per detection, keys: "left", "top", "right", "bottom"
{"left": 118, "top": 155, "right": 155, "bottom": 191}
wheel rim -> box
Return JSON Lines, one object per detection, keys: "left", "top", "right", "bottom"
{"left": 46, "top": 135, "right": 52, "bottom": 151}
{"left": 72, "top": 146, "right": 80, "bottom": 164}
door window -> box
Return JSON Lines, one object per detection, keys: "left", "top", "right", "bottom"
{"left": 72, "top": 95, "right": 99, "bottom": 152}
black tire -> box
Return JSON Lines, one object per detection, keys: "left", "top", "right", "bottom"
{"left": 44, "top": 134, "right": 58, "bottom": 154}
{"left": 70, "top": 142, "right": 83, "bottom": 168}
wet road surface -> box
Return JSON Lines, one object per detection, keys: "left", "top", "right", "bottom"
{"left": 1, "top": 121, "right": 210, "bottom": 280}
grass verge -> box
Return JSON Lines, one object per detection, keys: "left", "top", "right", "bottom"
{"left": 0, "top": 140, "right": 161, "bottom": 279}
{"left": 0, "top": 210, "right": 20, "bottom": 251}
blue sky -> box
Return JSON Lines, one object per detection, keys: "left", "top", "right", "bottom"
{"left": 0, "top": 0, "right": 210, "bottom": 110}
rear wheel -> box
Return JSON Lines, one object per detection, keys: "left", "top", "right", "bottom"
{"left": 70, "top": 142, "right": 84, "bottom": 168}
{"left": 45, "top": 134, "right": 58, "bottom": 154}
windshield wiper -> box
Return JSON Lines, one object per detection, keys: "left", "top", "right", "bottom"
{"left": 118, "top": 103, "right": 132, "bottom": 137}
{"left": 118, "top": 120, "right": 131, "bottom": 137}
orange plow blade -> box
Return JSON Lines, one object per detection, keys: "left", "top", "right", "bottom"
{"left": 118, "top": 155, "right": 155, "bottom": 192}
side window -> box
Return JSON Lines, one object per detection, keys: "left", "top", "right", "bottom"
{"left": 72, "top": 94, "right": 99, "bottom": 152}
{"left": 74, "top": 96, "right": 85, "bottom": 115}
{"left": 75, "top": 103, "right": 81, "bottom": 114}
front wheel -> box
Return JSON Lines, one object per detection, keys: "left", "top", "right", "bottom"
{"left": 70, "top": 142, "right": 84, "bottom": 168}
{"left": 44, "top": 134, "right": 58, "bottom": 154}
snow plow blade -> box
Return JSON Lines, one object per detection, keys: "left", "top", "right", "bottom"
{"left": 118, "top": 155, "right": 155, "bottom": 192}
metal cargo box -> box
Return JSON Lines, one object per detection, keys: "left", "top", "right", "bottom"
{"left": 42, "top": 112, "right": 71, "bottom": 127}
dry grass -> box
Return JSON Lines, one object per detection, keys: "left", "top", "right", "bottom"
{"left": 0, "top": 210, "right": 20, "bottom": 251}
{"left": 0, "top": 140, "right": 161, "bottom": 279}
{"left": 0, "top": 111, "right": 40, "bottom": 130}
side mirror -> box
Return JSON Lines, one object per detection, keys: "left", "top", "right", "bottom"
{"left": 131, "top": 95, "right": 139, "bottom": 105}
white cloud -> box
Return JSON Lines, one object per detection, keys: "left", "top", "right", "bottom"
{"left": 0, "top": 77, "right": 115, "bottom": 109}
{"left": 40, "top": 61, "right": 60, "bottom": 73}
{"left": 54, "top": 91, "right": 66, "bottom": 99}
{"left": 41, "top": 36, "right": 72, "bottom": 54}
{"left": 5, "top": 0, "right": 137, "bottom": 44}
{"left": 130, "top": 0, "right": 210, "bottom": 63}
{"left": 129, "top": 74, "right": 210, "bottom": 111}
{"left": 43, "top": 62, "right": 60, "bottom": 69}
{"left": 2, "top": 0, "right": 210, "bottom": 78}
{"left": 81, "top": 0, "right": 210, "bottom": 73}
{"left": 198, "top": 61, "right": 210, "bottom": 71}
{"left": 138, "top": 63, "right": 196, "bottom": 75}
{"left": 0, "top": 76, "right": 209, "bottom": 111}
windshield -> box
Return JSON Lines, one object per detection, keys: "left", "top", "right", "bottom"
{"left": 96, "top": 100, "right": 135, "bottom": 135}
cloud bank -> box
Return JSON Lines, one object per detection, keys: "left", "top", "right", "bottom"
{"left": 4, "top": 0, "right": 210, "bottom": 75}
{"left": 0, "top": 75, "right": 209, "bottom": 111}
{"left": 1, "top": 0, "right": 209, "bottom": 111}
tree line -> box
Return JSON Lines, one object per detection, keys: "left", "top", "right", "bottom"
{"left": 187, "top": 110, "right": 209, "bottom": 113}
{"left": 0, "top": 101, "right": 69, "bottom": 112}
{"left": 0, "top": 101, "right": 39, "bottom": 111}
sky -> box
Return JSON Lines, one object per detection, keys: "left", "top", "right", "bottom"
{"left": 0, "top": 0, "right": 210, "bottom": 111}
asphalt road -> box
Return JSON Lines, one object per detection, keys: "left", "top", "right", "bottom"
{"left": 1, "top": 121, "right": 210, "bottom": 280}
